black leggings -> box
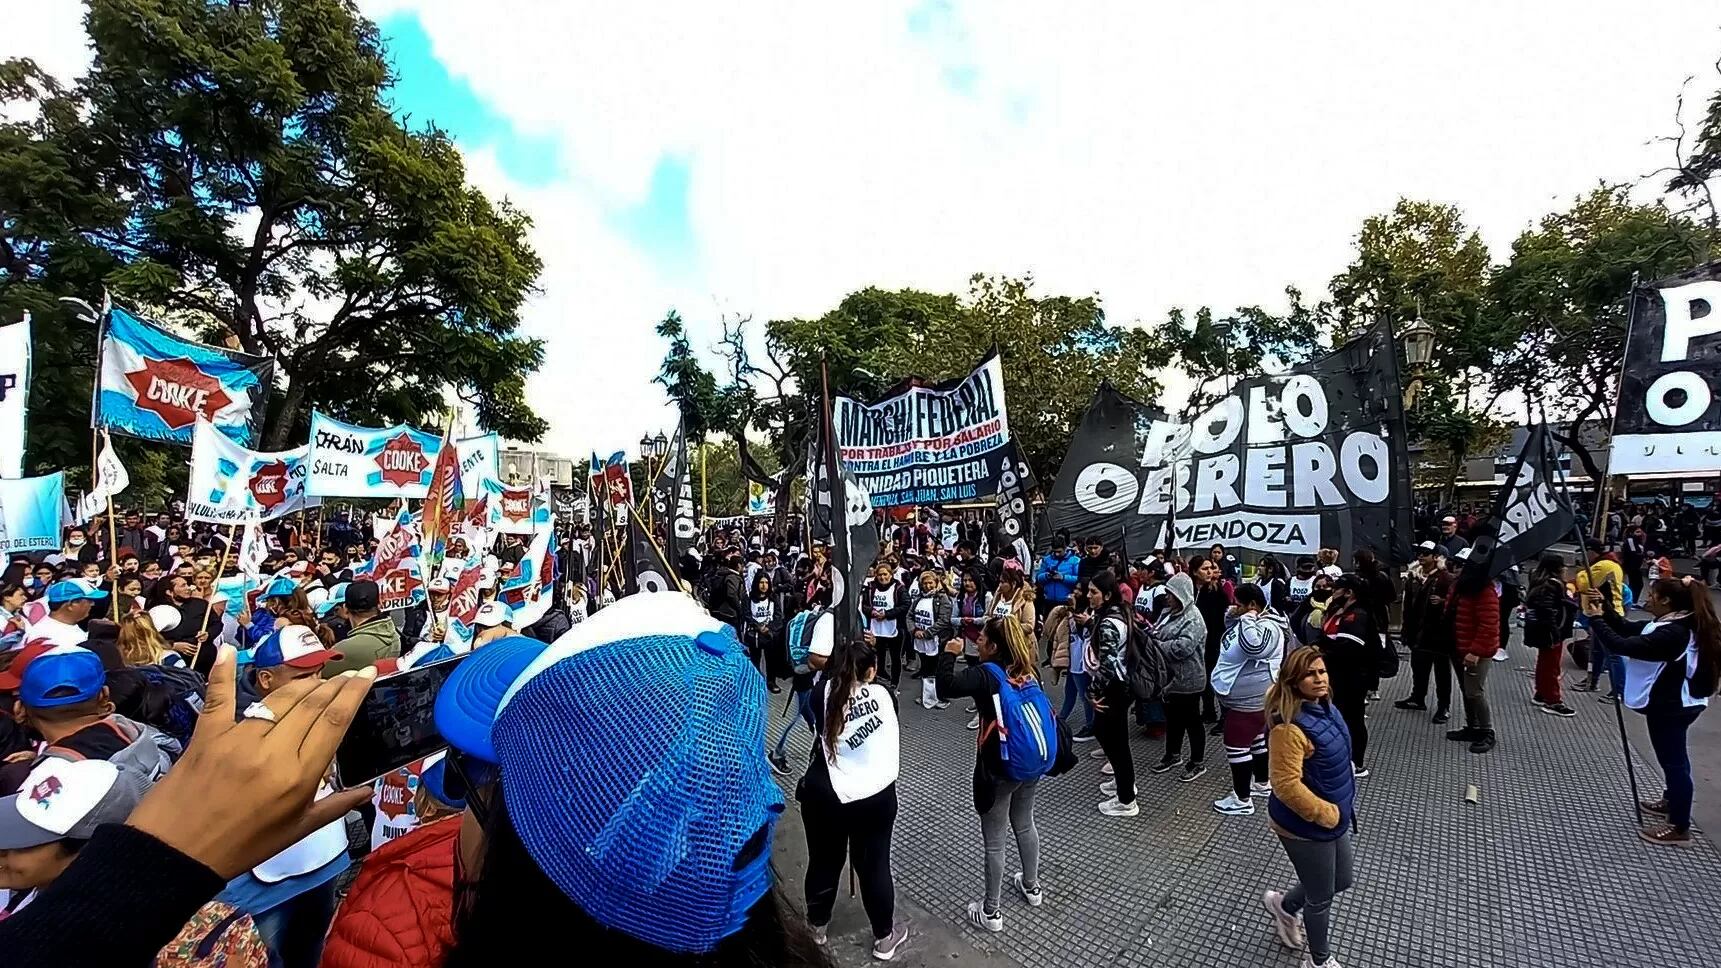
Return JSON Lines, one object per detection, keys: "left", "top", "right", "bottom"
{"left": 1331, "top": 682, "right": 1369, "bottom": 769}
{"left": 804, "top": 783, "right": 898, "bottom": 939}
{"left": 874, "top": 635, "right": 903, "bottom": 684}
{"left": 1163, "top": 692, "right": 1205, "bottom": 764}
{"left": 1408, "top": 649, "right": 1451, "bottom": 711}
{"left": 1094, "top": 682, "right": 1137, "bottom": 804}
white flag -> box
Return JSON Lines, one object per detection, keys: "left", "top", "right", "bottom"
{"left": 238, "top": 522, "right": 269, "bottom": 577}
{"left": 0, "top": 314, "right": 30, "bottom": 478}
{"left": 76, "top": 431, "right": 130, "bottom": 523}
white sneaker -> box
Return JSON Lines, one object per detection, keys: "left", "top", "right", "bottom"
{"left": 919, "top": 699, "right": 938, "bottom": 710}
{"left": 1098, "top": 796, "right": 1139, "bottom": 817}
{"left": 965, "top": 901, "right": 1003, "bottom": 933}
{"left": 966, "top": 715, "right": 980, "bottom": 730}
{"left": 1492, "top": 650, "right": 1509, "bottom": 662}
{"left": 1262, "top": 890, "right": 1305, "bottom": 950}
{"left": 1302, "top": 955, "right": 1343, "bottom": 968}
{"left": 1100, "top": 760, "right": 1115, "bottom": 776}
{"left": 1100, "top": 779, "right": 1117, "bottom": 796}
{"left": 935, "top": 701, "right": 951, "bottom": 709}
{"left": 872, "top": 922, "right": 910, "bottom": 961}
{"left": 1012, "top": 872, "right": 1043, "bottom": 907}
{"left": 1089, "top": 747, "right": 1108, "bottom": 760}
{"left": 1213, "top": 793, "right": 1255, "bottom": 816}
{"left": 1250, "top": 780, "right": 1273, "bottom": 799}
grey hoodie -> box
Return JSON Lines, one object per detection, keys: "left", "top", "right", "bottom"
{"left": 1152, "top": 573, "right": 1209, "bottom": 696}
{"left": 1211, "top": 610, "right": 1289, "bottom": 712}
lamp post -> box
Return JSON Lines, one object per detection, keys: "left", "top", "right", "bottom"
{"left": 1400, "top": 314, "right": 1435, "bottom": 410}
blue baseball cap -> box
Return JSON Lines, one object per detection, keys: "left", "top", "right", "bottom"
{"left": 45, "top": 580, "right": 108, "bottom": 606}
{"left": 263, "top": 576, "right": 299, "bottom": 600}
{"left": 251, "top": 624, "right": 342, "bottom": 670}
{"left": 491, "top": 594, "right": 783, "bottom": 954}
{"left": 316, "top": 582, "right": 349, "bottom": 617}
{"left": 422, "top": 635, "right": 547, "bottom": 809}
{"left": 19, "top": 645, "right": 107, "bottom": 708}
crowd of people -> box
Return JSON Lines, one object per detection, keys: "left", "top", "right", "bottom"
{"left": 0, "top": 500, "right": 1716, "bottom": 968}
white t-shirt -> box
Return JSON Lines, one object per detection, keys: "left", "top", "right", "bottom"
{"left": 820, "top": 681, "right": 900, "bottom": 803}
{"left": 911, "top": 596, "right": 938, "bottom": 655}
{"left": 750, "top": 598, "right": 775, "bottom": 628}
{"left": 25, "top": 615, "right": 87, "bottom": 649}
{"left": 867, "top": 584, "right": 900, "bottom": 638}
{"left": 941, "top": 522, "right": 959, "bottom": 550}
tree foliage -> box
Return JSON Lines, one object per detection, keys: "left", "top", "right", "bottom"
{"left": 1, "top": 0, "right": 546, "bottom": 457}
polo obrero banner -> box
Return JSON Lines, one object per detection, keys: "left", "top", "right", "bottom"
{"left": 186, "top": 417, "right": 317, "bottom": 524}
{"left": 95, "top": 305, "right": 274, "bottom": 448}
{"left": 305, "top": 410, "right": 444, "bottom": 499}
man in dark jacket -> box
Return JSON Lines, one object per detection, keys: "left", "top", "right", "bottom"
{"left": 707, "top": 548, "right": 748, "bottom": 634}
{"left": 117, "top": 512, "right": 160, "bottom": 566}
{"left": 1395, "top": 542, "right": 1454, "bottom": 723}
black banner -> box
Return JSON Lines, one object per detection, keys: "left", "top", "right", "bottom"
{"left": 993, "top": 439, "right": 1038, "bottom": 557}
{"left": 1474, "top": 423, "right": 1576, "bottom": 578}
{"left": 811, "top": 427, "right": 880, "bottom": 645}
{"left": 1612, "top": 262, "right": 1721, "bottom": 475}
{"left": 629, "top": 507, "right": 679, "bottom": 594}
{"left": 833, "top": 349, "right": 1011, "bottom": 508}
{"left": 1044, "top": 321, "right": 1412, "bottom": 563}
{"left": 648, "top": 422, "right": 697, "bottom": 565}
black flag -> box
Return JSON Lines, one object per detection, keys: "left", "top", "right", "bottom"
{"left": 648, "top": 422, "right": 698, "bottom": 565}
{"left": 994, "top": 440, "right": 1038, "bottom": 562}
{"left": 628, "top": 506, "right": 679, "bottom": 594}
{"left": 813, "top": 362, "right": 880, "bottom": 645}
{"left": 1476, "top": 424, "right": 1577, "bottom": 579}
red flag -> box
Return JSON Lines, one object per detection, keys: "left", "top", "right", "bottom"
{"left": 421, "top": 431, "right": 462, "bottom": 565}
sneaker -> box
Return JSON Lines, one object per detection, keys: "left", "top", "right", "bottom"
{"left": 768, "top": 683, "right": 783, "bottom": 694}
{"left": 1100, "top": 760, "right": 1115, "bottom": 777}
{"left": 1392, "top": 698, "right": 1427, "bottom": 711}
{"left": 768, "top": 752, "right": 791, "bottom": 777}
{"left": 1352, "top": 765, "right": 1370, "bottom": 779}
{"left": 1073, "top": 727, "right": 1096, "bottom": 742}
{"left": 1262, "top": 889, "right": 1306, "bottom": 950}
{"left": 1492, "top": 650, "right": 1509, "bottom": 662}
{"left": 1089, "top": 747, "right": 1109, "bottom": 760}
{"left": 1570, "top": 678, "right": 1599, "bottom": 693}
{"left": 1365, "top": 690, "right": 1381, "bottom": 702}
{"left": 1213, "top": 793, "right": 1255, "bottom": 816}
{"left": 1598, "top": 694, "right": 1621, "bottom": 706}
{"left": 919, "top": 698, "right": 938, "bottom": 710}
{"left": 1012, "top": 872, "right": 1043, "bottom": 907}
{"left": 1431, "top": 710, "right": 1450, "bottom": 725}
{"left": 1100, "top": 779, "right": 1118, "bottom": 797}
{"left": 965, "top": 901, "right": 1003, "bottom": 933}
{"left": 1639, "top": 824, "right": 1694, "bottom": 848}
{"left": 1180, "top": 762, "right": 1208, "bottom": 783}
{"left": 1469, "top": 732, "right": 1496, "bottom": 754}
{"left": 966, "top": 703, "right": 978, "bottom": 714}
{"left": 1149, "top": 756, "right": 1179, "bottom": 775}
{"left": 1641, "top": 797, "right": 1671, "bottom": 817}
{"left": 935, "top": 701, "right": 951, "bottom": 710}
{"left": 1250, "top": 779, "right": 1273, "bottom": 799}
{"left": 1529, "top": 696, "right": 1549, "bottom": 707}
{"left": 812, "top": 923, "right": 828, "bottom": 946}
{"left": 1303, "top": 956, "right": 1345, "bottom": 968}
{"left": 966, "top": 715, "right": 981, "bottom": 730}
{"left": 1445, "top": 727, "right": 1479, "bottom": 742}
{"left": 872, "top": 922, "right": 910, "bottom": 960}
{"left": 1099, "top": 797, "right": 1140, "bottom": 817}
{"left": 1542, "top": 702, "right": 1577, "bottom": 718}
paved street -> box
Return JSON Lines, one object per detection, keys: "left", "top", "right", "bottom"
{"left": 769, "top": 630, "right": 1721, "bottom": 968}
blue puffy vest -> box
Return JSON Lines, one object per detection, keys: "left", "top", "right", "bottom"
{"left": 1267, "top": 700, "right": 1355, "bottom": 842}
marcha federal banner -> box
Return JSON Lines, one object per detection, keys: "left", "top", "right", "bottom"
{"left": 833, "top": 350, "right": 1011, "bottom": 508}
{"left": 1045, "top": 321, "right": 1412, "bottom": 563}
{"left": 1611, "top": 262, "right": 1721, "bottom": 474}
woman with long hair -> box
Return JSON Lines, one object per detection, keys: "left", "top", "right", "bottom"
{"left": 908, "top": 569, "right": 955, "bottom": 708}
{"left": 1255, "top": 556, "right": 1290, "bottom": 615}
{"left": 1524, "top": 553, "right": 1576, "bottom": 719}
{"left": 1087, "top": 570, "right": 1139, "bottom": 817}
{"left": 1189, "top": 555, "right": 1233, "bottom": 724}
{"left": 1043, "top": 585, "right": 1096, "bottom": 740}
{"left": 116, "top": 610, "right": 176, "bottom": 666}
{"left": 954, "top": 569, "right": 989, "bottom": 728}
{"left": 744, "top": 571, "right": 785, "bottom": 693}
{"left": 935, "top": 616, "right": 1048, "bottom": 933}
{"left": 1260, "top": 648, "right": 1357, "bottom": 968}
{"left": 986, "top": 566, "right": 1036, "bottom": 639}
{"left": 1350, "top": 548, "right": 1396, "bottom": 702}
{"left": 1584, "top": 576, "right": 1721, "bottom": 846}
{"left": 801, "top": 639, "right": 906, "bottom": 956}
{"left": 864, "top": 562, "right": 910, "bottom": 687}
{"left": 1446, "top": 549, "right": 1501, "bottom": 755}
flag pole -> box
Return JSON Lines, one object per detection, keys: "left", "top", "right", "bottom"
{"left": 188, "top": 522, "right": 240, "bottom": 671}
{"left": 1592, "top": 271, "right": 1640, "bottom": 542}
{"left": 1539, "top": 398, "right": 1644, "bottom": 829}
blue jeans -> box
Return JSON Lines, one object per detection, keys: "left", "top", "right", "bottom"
{"left": 773, "top": 688, "right": 816, "bottom": 758}
{"left": 1646, "top": 706, "right": 1704, "bottom": 829}
{"left": 1059, "top": 671, "right": 1094, "bottom": 731}
{"left": 1587, "top": 637, "right": 1625, "bottom": 695}
{"left": 251, "top": 880, "right": 338, "bottom": 968}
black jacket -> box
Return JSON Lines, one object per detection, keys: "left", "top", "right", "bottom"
{"left": 934, "top": 651, "right": 1011, "bottom": 813}
{"left": 1522, "top": 577, "right": 1572, "bottom": 650}
{"left": 1590, "top": 610, "right": 1718, "bottom": 714}
{"left": 707, "top": 565, "right": 747, "bottom": 631}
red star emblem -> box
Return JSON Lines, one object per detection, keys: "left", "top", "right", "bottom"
{"left": 249, "top": 459, "right": 290, "bottom": 512}
{"left": 375, "top": 432, "right": 428, "bottom": 489}
{"left": 123, "top": 357, "right": 234, "bottom": 431}
{"left": 375, "top": 772, "right": 412, "bottom": 821}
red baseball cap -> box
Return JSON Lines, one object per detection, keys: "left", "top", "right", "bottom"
{"left": 0, "top": 640, "right": 56, "bottom": 693}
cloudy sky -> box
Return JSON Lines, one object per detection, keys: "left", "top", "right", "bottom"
{"left": 9, "top": 2, "right": 1721, "bottom": 457}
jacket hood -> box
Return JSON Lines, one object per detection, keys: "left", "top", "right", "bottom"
{"left": 1165, "top": 572, "right": 1197, "bottom": 611}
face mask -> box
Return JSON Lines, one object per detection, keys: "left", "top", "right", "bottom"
{"left": 68, "top": 538, "right": 85, "bottom": 547}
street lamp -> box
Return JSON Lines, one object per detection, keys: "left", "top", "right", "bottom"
{"left": 638, "top": 433, "right": 659, "bottom": 461}
{"left": 1400, "top": 315, "right": 1436, "bottom": 410}
{"left": 653, "top": 431, "right": 669, "bottom": 459}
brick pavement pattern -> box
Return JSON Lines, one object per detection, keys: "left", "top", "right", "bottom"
{"left": 769, "top": 641, "right": 1721, "bottom": 967}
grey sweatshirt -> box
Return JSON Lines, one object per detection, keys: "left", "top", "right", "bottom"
{"left": 1211, "top": 610, "right": 1289, "bottom": 712}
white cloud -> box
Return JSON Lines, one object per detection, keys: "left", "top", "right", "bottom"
{"left": 13, "top": 2, "right": 1721, "bottom": 456}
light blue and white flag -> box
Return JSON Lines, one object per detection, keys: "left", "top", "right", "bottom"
{"left": 306, "top": 411, "right": 444, "bottom": 499}
{"left": 96, "top": 306, "right": 273, "bottom": 447}
{"left": 0, "top": 472, "right": 70, "bottom": 554}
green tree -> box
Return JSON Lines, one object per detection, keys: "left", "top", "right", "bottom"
{"left": 1660, "top": 56, "right": 1721, "bottom": 237}
{"left": 1491, "top": 185, "right": 1716, "bottom": 483}
{"left": 652, "top": 309, "right": 731, "bottom": 441}
{"left": 2, "top": 0, "right": 546, "bottom": 453}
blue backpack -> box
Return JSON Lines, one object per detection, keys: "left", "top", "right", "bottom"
{"left": 980, "top": 665, "right": 1059, "bottom": 781}
{"left": 786, "top": 607, "right": 827, "bottom": 669}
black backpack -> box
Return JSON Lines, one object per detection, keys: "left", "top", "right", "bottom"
{"left": 1122, "top": 617, "right": 1169, "bottom": 702}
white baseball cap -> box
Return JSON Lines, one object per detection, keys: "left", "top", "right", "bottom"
{"left": 0, "top": 758, "right": 147, "bottom": 849}
{"left": 475, "top": 601, "right": 511, "bottom": 628}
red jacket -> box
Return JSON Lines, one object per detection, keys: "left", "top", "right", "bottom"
{"left": 1449, "top": 583, "right": 1500, "bottom": 659}
{"left": 320, "top": 818, "right": 459, "bottom": 968}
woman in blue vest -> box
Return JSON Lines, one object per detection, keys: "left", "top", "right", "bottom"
{"left": 934, "top": 615, "right": 1047, "bottom": 935}
{"left": 1260, "top": 647, "right": 1356, "bottom": 968}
